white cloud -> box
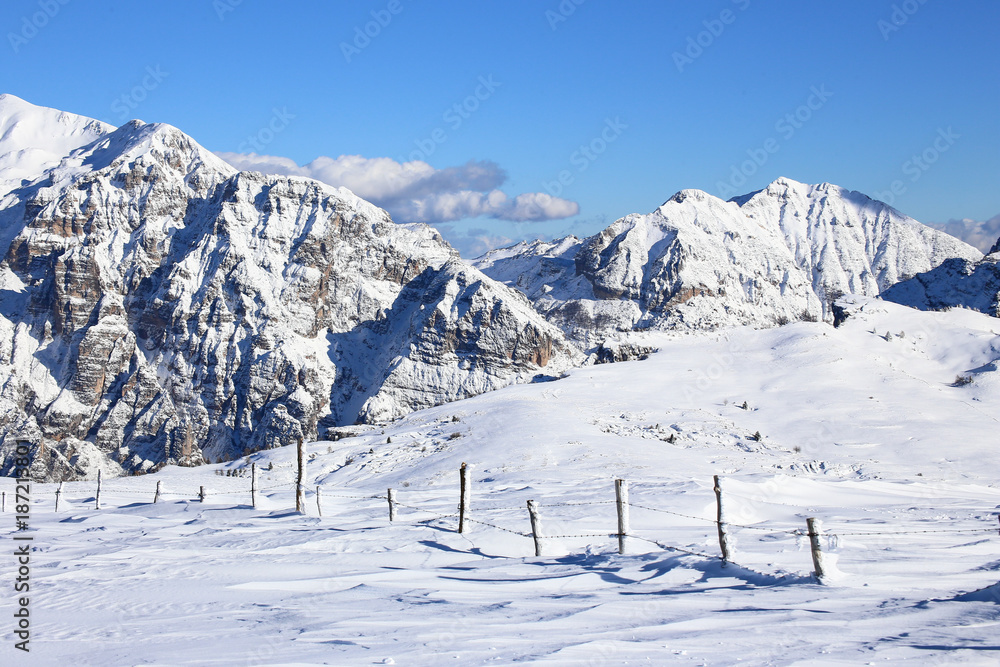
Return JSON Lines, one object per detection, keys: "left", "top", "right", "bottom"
{"left": 927, "top": 215, "right": 1000, "bottom": 254}
{"left": 214, "top": 152, "right": 580, "bottom": 225}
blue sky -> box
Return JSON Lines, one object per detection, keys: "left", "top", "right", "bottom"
{"left": 3, "top": 0, "right": 999, "bottom": 255}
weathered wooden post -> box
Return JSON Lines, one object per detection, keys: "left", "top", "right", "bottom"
{"left": 615, "top": 478, "right": 630, "bottom": 555}
{"left": 527, "top": 500, "right": 543, "bottom": 557}
{"left": 315, "top": 485, "right": 322, "bottom": 517}
{"left": 387, "top": 488, "right": 397, "bottom": 521}
{"left": 295, "top": 437, "right": 306, "bottom": 513}
{"left": 250, "top": 463, "right": 258, "bottom": 509}
{"left": 199, "top": 486, "right": 206, "bottom": 503}
{"left": 95, "top": 470, "right": 102, "bottom": 510}
{"left": 458, "top": 462, "right": 471, "bottom": 533}
{"left": 806, "top": 517, "right": 826, "bottom": 581}
{"left": 713, "top": 475, "right": 732, "bottom": 564}
{"left": 154, "top": 480, "right": 162, "bottom": 504}
{"left": 55, "top": 482, "right": 63, "bottom": 511}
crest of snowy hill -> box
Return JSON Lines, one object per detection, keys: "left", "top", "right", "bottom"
{"left": 473, "top": 178, "right": 981, "bottom": 342}
{"left": 882, "top": 240, "right": 1000, "bottom": 317}
{"left": 0, "top": 94, "right": 582, "bottom": 481}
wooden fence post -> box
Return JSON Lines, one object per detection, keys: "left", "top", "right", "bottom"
{"left": 154, "top": 480, "right": 162, "bottom": 504}
{"left": 199, "top": 486, "right": 206, "bottom": 503}
{"left": 615, "top": 478, "right": 630, "bottom": 555}
{"left": 713, "top": 475, "right": 732, "bottom": 565}
{"left": 295, "top": 437, "right": 306, "bottom": 513}
{"left": 315, "top": 485, "right": 322, "bottom": 517}
{"left": 387, "top": 488, "right": 397, "bottom": 521}
{"left": 95, "top": 470, "right": 102, "bottom": 510}
{"left": 2, "top": 491, "right": 5, "bottom": 512}
{"left": 527, "top": 500, "right": 543, "bottom": 557}
{"left": 55, "top": 482, "right": 63, "bottom": 511}
{"left": 458, "top": 462, "right": 471, "bottom": 533}
{"left": 806, "top": 517, "right": 826, "bottom": 581}
{"left": 251, "top": 462, "right": 257, "bottom": 509}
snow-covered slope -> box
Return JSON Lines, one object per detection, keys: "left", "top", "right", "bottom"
{"left": 0, "top": 96, "right": 582, "bottom": 480}
{"left": 474, "top": 178, "right": 981, "bottom": 342}
{"left": 8, "top": 296, "right": 1000, "bottom": 665}
{"left": 0, "top": 94, "right": 114, "bottom": 194}
{"left": 882, "top": 242, "right": 1000, "bottom": 317}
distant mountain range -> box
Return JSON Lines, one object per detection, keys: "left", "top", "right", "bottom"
{"left": 474, "top": 178, "right": 982, "bottom": 341}
{"left": 0, "top": 94, "right": 995, "bottom": 480}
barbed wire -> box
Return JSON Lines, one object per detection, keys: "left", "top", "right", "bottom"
{"left": 392, "top": 501, "right": 459, "bottom": 520}
{"left": 827, "top": 527, "right": 998, "bottom": 537}
{"left": 626, "top": 501, "right": 715, "bottom": 524}
{"left": 22, "top": 481, "right": 1000, "bottom": 548}
{"left": 462, "top": 516, "right": 531, "bottom": 538}
{"left": 629, "top": 534, "right": 720, "bottom": 561}
{"left": 544, "top": 500, "right": 617, "bottom": 508}
{"left": 542, "top": 532, "right": 615, "bottom": 540}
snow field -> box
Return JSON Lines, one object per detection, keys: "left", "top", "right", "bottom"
{"left": 3, "top": 296, "right": 999, "bottom": 665}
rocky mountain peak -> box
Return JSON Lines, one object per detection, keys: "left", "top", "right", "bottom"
{"left": 0, "top": 98, "right": 582, "bottom": 481}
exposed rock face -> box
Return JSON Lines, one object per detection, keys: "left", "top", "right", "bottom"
{"left": 882, "top": 249, "right": 1000, "bottom": 318}
{"left": 474, "top": 178, "right": 981, "bottom": 342}
{"left": 0, "top": 95, "right": 582, "bottom": 480}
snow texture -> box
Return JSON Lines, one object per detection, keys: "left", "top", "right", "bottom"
{"left": 0, "top": 95, "right": 581, "bottom": 480}
{"left": 5, "top": 296, "right": 1000, "bottom": 665}
{"left": 474, "top": 178, "right": 982, "bottom": 343}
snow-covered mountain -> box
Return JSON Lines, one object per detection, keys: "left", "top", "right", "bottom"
{"left": 473, "top": 178, "right": 981, "bottom": 341}
{"left": 0, "top": 94, "right": 581, "bottom": 480}
{"left": 882, "top": 239, "right": 1000, "bottom": 317}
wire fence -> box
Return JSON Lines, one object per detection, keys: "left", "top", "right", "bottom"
{"left": 4, "top": 472, "right": 997, "bottom": 582}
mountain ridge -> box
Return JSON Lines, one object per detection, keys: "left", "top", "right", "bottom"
{"left": 474, "top": 177, "right": 981, "bottom": 342}
{"left": 0, "top": 96, "right": 581, "bottom": 481}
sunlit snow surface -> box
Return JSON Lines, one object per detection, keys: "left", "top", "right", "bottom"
{"left": 4, "top": 296, "right": 1000, "bottom": 665}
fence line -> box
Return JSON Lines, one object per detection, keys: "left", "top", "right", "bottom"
{"left": 5, "top": 470, "right": 997, "bottom": 584}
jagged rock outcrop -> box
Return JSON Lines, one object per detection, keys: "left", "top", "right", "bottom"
{"left": 882, "top": 240, "right": 1000, "bottom": 317}
{"left": 0, "top": 95, "right": 582, "bottom": 480}
{"left": 474, "top": 178, "right": 981, "bottom": 342}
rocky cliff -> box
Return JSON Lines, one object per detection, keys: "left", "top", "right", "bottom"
{"left": 0, "top": 95, "right": 581, "bottom": 480}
